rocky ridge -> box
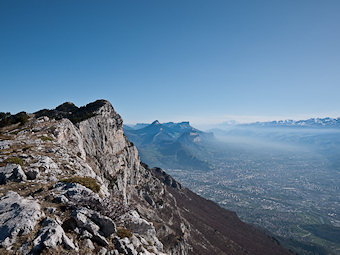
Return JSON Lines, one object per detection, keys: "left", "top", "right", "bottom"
{"left": 0, "top": 100, "right": 290, "bottom": 254}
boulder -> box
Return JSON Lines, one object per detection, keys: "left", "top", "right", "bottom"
{"left": 113, "top": 237, "right": 138, "bottom": 255}
{"left": 118, "top": 210, "right": 164, "bottom": 252}
{"left": 53, "top": 182, "right": 101, "bottom": 204}
{"left": 0, "top": 191, "right": 43, "bottom": 248}
{"left": 71, "top": 207, "right": 116, "bottom": 246}
{"left": 32, "top": 217, "right": 77, "bottom": 253}
{"left": 0, "top": 164, "right": 27, "bottom": 184}
{"left": 84, "top": 238, "right": 95, "bottom": 250}
{"left": 119, "top": 210, "right": 156, "bottom": 237}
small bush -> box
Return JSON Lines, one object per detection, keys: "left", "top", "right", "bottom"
{"left": 0, "top": 111, "right": 29, "bottom": 128}
{"left": 41, "top": 136, "right": 53, "bottom": 141}
{"left": 0, "top": 157, "right": 24, "bottom": 167}
{"left": 117, "top": 227, "right": 132, "bottom": 238}
{"left": 34, "top": 100, "right": 107, "bottom": 124}
{"left": 60, "top": 176, "right": 100, "bottom": 193}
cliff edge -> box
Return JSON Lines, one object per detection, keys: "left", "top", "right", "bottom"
{"left": 0, "top": 100, "right": 290, "bottom": 255}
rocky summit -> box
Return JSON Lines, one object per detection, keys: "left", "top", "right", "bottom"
{"left": 0, "top": 100, "right": 290, "bottom": 255}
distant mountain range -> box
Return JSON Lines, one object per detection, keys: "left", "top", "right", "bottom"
{"left": 124, "top": 117, "right": 340, "bottom": 171}
{"left": 124, "top": 121, "right": 213, "bottom": 170}
{"left": 238, "top": 117, "right": 340, "bottom": 129}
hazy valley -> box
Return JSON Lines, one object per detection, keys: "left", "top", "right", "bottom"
{"left": 125, "top": 119, "right": 340, "bottom": 255}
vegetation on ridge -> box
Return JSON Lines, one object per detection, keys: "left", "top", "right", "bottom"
{"left": 0, "top": 111, "right": 29, "bottom": 128}
{"left": 60, "top": 176, "right": 100, "bottom": 193}
{"left": 34, "top": 99, "right": 107, "bottom": 124}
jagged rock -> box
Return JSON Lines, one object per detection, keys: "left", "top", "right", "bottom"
{"left": 108, "top": 250, "right": 119, "bottom": 255}
{"left": 72, "top": 208, "right": 100, "bottom": 235}
{"left": 119, "top": 210, "right": 156, "bottom": 238}
{"left": 92, "top": 232, "right": 109, "bottom": 246}
{"left": 118, "top": 210, "right": 164, "bottom": 253}
{"left": 84, "top": 238, "right": 95, "bottom": 250}
{"left": 45, "top": 207, "right": 57, "bottom": 214}
{"left": 71, "top": 207, "right": 116, "bottom": 247}
{"left": 0, "top": 140, "right": 12, "bottom": 150}
{"left": 54, "top": 118, "right": 87, "bottom": 160}
{"left": 113, "top": 237, "right": 138, "bottom": 255}
{"left": 53, "top": 194, "right": 69, "bottom": 203}
{"left": 99, "top": 247, "right": 108, "bottom": 255}
{"left": 25, "top": 168, "right": 40, "bottom": 180}
{"left": 152, "top": 167, "right": 182, "bottom": 189}
{"left": 0, "top": 164, "right": 27, "bottom": 184}
{"left": 53, "top": 182, "right": 102, "bottom": 204}
{"left": 18, "top": 242, "right": 30, "bottom": 255}
{"left": 31, "top": 156, "right": 59, "bottom": 173}
{"left": 90, "top": 210, "right": 116, "bottom": 237}
{"left": 32, "top": 217, "right": 77, "bottom": 253}
{"left": 0, "top": 191, "right": 43, "bottom": 248}
{"left": 81, "top": 230, "right": 93, "bottom": 239}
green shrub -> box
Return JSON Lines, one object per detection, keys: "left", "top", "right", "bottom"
{"left": 41, "top": 136, "right": 53, "bottom": 141}
{"left": 34, "top": 100, "right": 107, "bottom": 124}
{"left": 117, "top": 227, "right": 132, "bottom": 238}
{"left": 60, "top": 176, "right": 100, "bottom": 193}
{"left": 0, "top": 111, "right": 29, "bottom": 128}
{"left": 0, "top": 157, "right": 24, "bottom": 167}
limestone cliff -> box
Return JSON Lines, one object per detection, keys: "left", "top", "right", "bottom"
{"left": 0, "top": 100, "right": 290, "bottom": 255}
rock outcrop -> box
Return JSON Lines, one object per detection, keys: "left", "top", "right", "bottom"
{"left": 32, "top": 217, "right": 77, "bottom": 253}
{"left": 0, "top": 100, "right": 291, "bottom": 255}
{"left": 0, "top": 164, "right": 27, "bottom": 184}
{"left": 0, "top": 191, "right": 43, "bottom": 248}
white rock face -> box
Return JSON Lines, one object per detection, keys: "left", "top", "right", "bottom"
{"left": 0, "top": 191, "right": 43, "bottom": 248}
{"left": 76, "top": 103, "right": 143, "bottom": 203}
{"left": 54, "top": 118, "right": 87, "bottom": 160}
{"left": 0, "top": 164, "right": 27, "bottom": 184}
{"left": 0, "top": 101, "right": 191, "bottom": 254}
{"left": 31, "top": 156, "right": 59, "bottom": 173}
{"left": 33, "top": 217, "right": 77, "bottom": 252}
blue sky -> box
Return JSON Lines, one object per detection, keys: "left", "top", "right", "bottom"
{"left": 1, "top": 0, "right": 339, "bottom": 127}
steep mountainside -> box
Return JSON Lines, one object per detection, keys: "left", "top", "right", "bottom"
{"left": 0, "top": 100, "right": 290, "bottom": 254}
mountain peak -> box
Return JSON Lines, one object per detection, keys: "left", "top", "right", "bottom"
{"left": 151, "top": 120, "right": 161, "bottom": 125}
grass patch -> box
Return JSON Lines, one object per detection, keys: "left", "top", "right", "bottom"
{"left": 0, "top": 157, "right": 23, "bottom": 167}
{"left": 117, "top": 227, "right": 132, "bottom": 238}
{"left": 60, "top": 176, "right": 100, "bottom": 193}
{"left": 41, "top": 136, "right": 53, "bottom": 141}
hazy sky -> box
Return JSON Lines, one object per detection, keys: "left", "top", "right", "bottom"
{"left": 1, "top": 0, "right": 339, "bottom": 127}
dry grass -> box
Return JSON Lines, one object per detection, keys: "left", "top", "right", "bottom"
{"left": 60, "top": 176, "right": 100, "bottom": 193}
{"left": 116, "top": 227, "right": 132, "bottom": 238}
{"left": 0, "top": 156, "right": 24, "bottom": 167}
{"left": 41, "top": 136, "right": 53, "bottom": 142}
